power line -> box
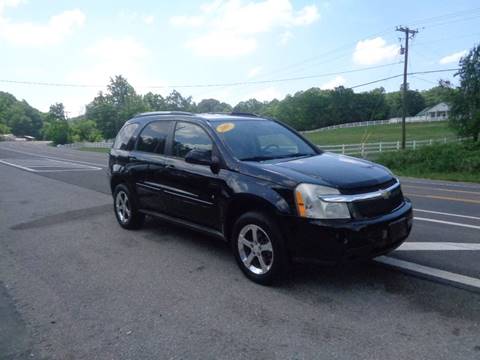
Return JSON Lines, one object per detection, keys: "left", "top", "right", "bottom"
{"left": 0, "top": 67, "right": 458, "bottom": 91}
{"left": 0, "top": 62, "right": 403, "bottom": 89}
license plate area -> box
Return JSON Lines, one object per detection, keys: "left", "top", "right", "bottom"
{"left": 389, "top": 217, "right": 408, "bottom": 242}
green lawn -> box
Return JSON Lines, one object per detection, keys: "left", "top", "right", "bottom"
{"left": 77, "top": 147, "right": 110, "bottom": 153}
{"left": 304, "top": 121, "right": 455, "bottom": 145}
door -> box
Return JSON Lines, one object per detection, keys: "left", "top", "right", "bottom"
{"left": 133, "top": 120, "right": 173, "bottom": 213}
{"left": 162, "top": 121, "right": 222, "bottom": 229}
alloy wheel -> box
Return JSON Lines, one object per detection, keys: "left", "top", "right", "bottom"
{"left": 237, "top": 224, "right": 274, "bottom": 275}
{"left": 115, "top": 190, "right": 131, "bottom": 224}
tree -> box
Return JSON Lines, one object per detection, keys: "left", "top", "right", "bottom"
{"left": 450, "top": 45, "right": 480, "bottom": 141}
{"left": 196, "top": 98, "right": 232, "bottom": 113}
{"left": 0, "top": 91, "right": 44, "bottom": 137}
{"left": 165, "top": 90, "right": 196, "bottom": 111}
{"left": 70, "top": 119, "right": 102, "bottom": 142}
{"left": 86, "top": 76, "right": 148, "bottom": 139}
{"left": 232, "top": 99, "right": 266, "bottom": 114}
{"left": 86, "top": 92, "right": 119, "bottom": 139}
{"left": 42, "top": 103, "right": 69, "bottom": 144}
{"left": 144, "top": 92, "right": 166, "bottom": 111}
{"left": 386, "top": 90, "right": 425, "bottom": 117}
{"left": 0, "top": 122, "right": 10, "bottom": 135}
{"left": 421, "top": 83, "right": 455, "bottom": 108}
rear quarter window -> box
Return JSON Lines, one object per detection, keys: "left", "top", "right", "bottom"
{"left": 113, "top": 123, "right": 138, "bottom": 150}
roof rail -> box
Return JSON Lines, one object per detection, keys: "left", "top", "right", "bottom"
{"left": 134, "top": 111, "right": 194, "bottom": 118}
{"left": 230, "top": 112, "right": 259, "bottom": 117}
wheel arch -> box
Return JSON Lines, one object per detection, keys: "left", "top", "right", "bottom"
{"left": 224, "top": 194, "right": 281, "bottom": 242}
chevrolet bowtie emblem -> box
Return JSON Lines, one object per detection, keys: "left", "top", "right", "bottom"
{"left": 381, "top": 190, "right": 391, "bottom": 199}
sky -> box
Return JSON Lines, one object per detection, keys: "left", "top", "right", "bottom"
{"left": 0, "top": 0, "right": 479, "bottom": 116}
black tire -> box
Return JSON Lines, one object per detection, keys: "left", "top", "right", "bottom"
{"left": 113, "top": 184, "right": 145, "bottom": 230}
{"left": 231, "top": 211, "right": 289, "bottom": 285}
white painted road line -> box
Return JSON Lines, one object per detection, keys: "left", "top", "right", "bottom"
{"left": 376, "top": 256, "right": 480, "bottom": 293}
{"left": 0, "top": 159, "right": 36, "bottom": 172}
{"left": 415, "top": 209, "right": 480, "bottom": 221}
{"left": 0, "top": 146, "right": 106, "bottom": 167}
{"left": 398, "top": 242, "right": 480, "bottom": 251}
{"left": 0, "top": 158, "right": 102, "bottom": 172}
{"left": 414, "top": 217, "right": 480, "bottom": 230}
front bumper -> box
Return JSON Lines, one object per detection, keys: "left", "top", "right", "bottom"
{"left": 282, "top": 200, "right": 413, "bottom": 264}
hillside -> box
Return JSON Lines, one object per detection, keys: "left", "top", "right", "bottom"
{"left": 304, "top": 121, "right": 455, "bottom": 145}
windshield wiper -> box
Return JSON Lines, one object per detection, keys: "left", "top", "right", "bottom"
{"left": 240, "top": 153, "right": 314, "bottom": 162}
{"left": 240, "top": 156, "right": 277, "bottom": 162}
{"left": 274, "top": 153, "right": 314, "bottom": 159}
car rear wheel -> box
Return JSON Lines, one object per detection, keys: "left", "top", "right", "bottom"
{"left": 232, "top": 211, "right": 289, "bottom": 285}
{"left": 113, "top": 184, "right": 145, "bottom": 230}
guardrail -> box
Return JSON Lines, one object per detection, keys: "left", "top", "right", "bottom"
{"left": 319, "top": 137, "right": 464, "bottom": 157}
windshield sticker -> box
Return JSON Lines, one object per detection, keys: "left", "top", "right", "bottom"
{"left": 216, "top": 123, "right": 235, "bottom": 133}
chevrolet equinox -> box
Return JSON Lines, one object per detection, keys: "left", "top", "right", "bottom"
{"left": 108, "top": 111, "right": 413, "bottom": 284}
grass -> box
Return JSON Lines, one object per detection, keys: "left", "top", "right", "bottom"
{"left": 375, "top": 141, "right": 480, "bottom": 183}
{"left": 304, "top": 121, "right": 455, "bottom": 145}
{"left": 77, "top": 147, "right": 110, "bottom": 153}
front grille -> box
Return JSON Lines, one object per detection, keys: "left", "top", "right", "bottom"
{"left": 350, "top": 186, "right": 404, "bottom": 219}
{"left": 341, "top": 178, "right": 397, "bottom": 195}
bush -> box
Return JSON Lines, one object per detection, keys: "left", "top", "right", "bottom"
{"left": 376, "top": 141, "right": 480, "bottom": 176}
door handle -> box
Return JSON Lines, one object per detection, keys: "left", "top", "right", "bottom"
{"left": 166, "top": 164, "right": 175, "bottom": 169}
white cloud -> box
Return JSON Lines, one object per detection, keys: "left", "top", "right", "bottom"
{"left": 186, "top": 31, "right": 257, "bottom": 57}
{"left": 439, "top": 50, "right": 467, "bottom": 65}
{"left": 353, "top": 37, "right": 399, "bottom": 65}
{"left": 169, "top": 15, "right": 205, "bottom": 27}
{"left": 320, "top": 76, "right": 346, "bottom": 90}
{"left": 143, "top": 15, "right": 155, "bottom": 25}
{"left": 279, "top": 30, "right": 293, "bottom": 45}
{"left": 247, "top": 66, "right": 262, "bottom": 79}
{"left": 64, "top": 36, "right": 165, "bottom": 116}
{"left": 69, "top": 36, "right": 150, "bottom": 85}
{"left": 0, "top": 0, "right": 24, "bottom": 12}
{"left": 171, "top": 0, "right": 320, "bottom": 57}
{"left": 0, "top": 3, "right": 85, "bottom": 47}
{"left": 248, "top": 87, "right": 281, "bottom": 101}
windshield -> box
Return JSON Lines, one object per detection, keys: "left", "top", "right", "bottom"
{"left": 213, "top": 120, "right": 317, "bottom": 161}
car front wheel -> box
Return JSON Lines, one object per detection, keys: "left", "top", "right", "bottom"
{"left": 232, "top": 211, "right": 289, "bottom": 285}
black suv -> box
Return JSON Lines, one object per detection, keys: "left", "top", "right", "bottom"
{"left": 109, "top": 111, "right": 412, "bottom": 284}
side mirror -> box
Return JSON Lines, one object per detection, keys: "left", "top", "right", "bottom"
{"left": 185, "top": 149, "right": 212, "bottom": 166}
{"left": 185, "top": 149, "right": 221, "bottom": 174}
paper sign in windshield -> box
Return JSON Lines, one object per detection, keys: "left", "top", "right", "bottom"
{"left": 216, "top": 123, "right": 235, "bottom": 133}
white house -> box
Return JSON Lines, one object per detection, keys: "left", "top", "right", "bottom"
{"left": 416, "top": 102, "right": 450, "bottom": 121}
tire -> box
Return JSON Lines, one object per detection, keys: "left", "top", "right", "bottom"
{"left": 232, "top": 211, "right": 289, "bottom": 285}
{"left": 113, "top": 184, "right": 145, "bottom": 230}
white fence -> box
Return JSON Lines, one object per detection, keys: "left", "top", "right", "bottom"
{"left": 62, "top": 137, "right": 464, "bottom": 158}
{"left": 301, "top": 116, "right": 446, "bottom": 134}
{"left": 320, "top": 137, "right": 464, "bottom": 157}
{"left": 61, "top": 141, "right": 113, "bottom": 149}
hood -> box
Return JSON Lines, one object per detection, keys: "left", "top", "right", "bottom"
{"left": 268, "top": 152, "right": 393, "bottom": 189}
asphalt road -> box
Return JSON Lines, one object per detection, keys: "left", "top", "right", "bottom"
{"left": 1, "top": 142, "right": 479, "bottom": 360}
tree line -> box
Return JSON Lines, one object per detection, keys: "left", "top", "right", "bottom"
{"left": 1, "top": 44, "right": 479, "bottom": 144}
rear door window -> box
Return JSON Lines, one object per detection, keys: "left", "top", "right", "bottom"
{"left": 113, "top": 123, "right": 138, "bottom": 150}
{"left": 136, "top": 121, "right": 171, "bottom": 154}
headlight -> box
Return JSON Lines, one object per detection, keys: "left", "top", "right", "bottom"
{"left": 295, "top": 183, "right": 350, "bottom": 219}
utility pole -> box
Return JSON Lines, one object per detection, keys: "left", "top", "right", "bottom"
{"left": 396, "top": 26, "right": 418, "bottom": 149}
